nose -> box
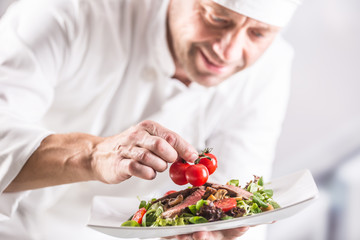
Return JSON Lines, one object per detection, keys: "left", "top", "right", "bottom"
{"left": 212, "top": 28, "right": 245, "bottom": 62}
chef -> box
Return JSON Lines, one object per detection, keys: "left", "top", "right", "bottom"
{"left": 0, "top": 0, "right": 301, "bottom": 239}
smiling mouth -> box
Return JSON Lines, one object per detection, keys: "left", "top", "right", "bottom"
{"left": 199, "top": 50, "right": 229, "bottom": 74}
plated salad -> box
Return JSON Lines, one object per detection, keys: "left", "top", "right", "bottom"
{"left": 121, "top": 176, "right": 280, "bottom": 227}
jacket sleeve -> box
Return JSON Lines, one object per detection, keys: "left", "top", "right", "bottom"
{"left": 0, "top": 1, "right": 75, "bottom": 219}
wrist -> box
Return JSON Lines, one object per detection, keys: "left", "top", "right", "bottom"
{"left": 70, "top": 133, "right": 103, "bottom": 182}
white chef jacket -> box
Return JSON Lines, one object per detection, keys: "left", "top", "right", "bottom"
{"left": 0, "top": 0, "right": 293, "bottom": 239}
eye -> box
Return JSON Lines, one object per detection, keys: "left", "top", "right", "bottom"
{"left": 251, "top": 30, "right": 264, "bottom": 38}
{"left": 202, "top": 5, "right": 232, "bottom": 28}
{"left": 210, "top": 14, "right": 228, "bottom": 24}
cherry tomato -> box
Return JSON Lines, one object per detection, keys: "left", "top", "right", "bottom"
{"left": 185, "top": 164, "right": 209, "bottom": 186}
{"left": 202, "top": 149, "right": 217, "bottom": 165}
{"left": 204, "top": 152, "right": 217, "bottom": 163}
{"left": 169, "top": 160, "right": 190, "bottom": 185}
{"left": 164, "top": 190, "right": 177, "bottom": 196}
{"left": 131, "top": 207, "right": 147, "bottom": 224}
{"left": 196, "top": 148, "right": 217, "bottom": 175}
{"left": 198, "top": 157, "right": 217, "bottom": 175}
{"left": 214, "top": 198, "right": 237, "bottom": 212}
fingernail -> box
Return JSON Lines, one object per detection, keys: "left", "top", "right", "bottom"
{"left": 189, "top": 153, "right": 199, "bottom": 162}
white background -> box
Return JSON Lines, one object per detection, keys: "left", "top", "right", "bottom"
{"left": 274, "top": 0, "right": 360, "bottom": 181}
{"left": 270, "top": 0, "right": 360, "bottom": 239}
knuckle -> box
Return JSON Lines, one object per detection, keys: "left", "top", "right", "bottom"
{"left": 153, "top": 137, "right": 165, "bottom": 151}
{"left": 138, "top": 149, "right": 151, "bottom": 161}
{"left": 119, "top": 145, "right": 132, "bottom": 158}
{"left": 164, "top": 133, "right": 177, "bottom": 147}
{"left": 128, "top": 125, "right": 138, "bottom": 133}
{"left": 126, "top": 145, "right": 134, "bottom": 153}
{"left": 115, "top": 144, "right": 123, "bottom": 152}
{"left": 138, "top": 120, "right": 153, "bottom": 129}
{"left": 127, "top": 130, "right": 139, "bottom": 142}
{"left": 127, "top": 161, "right": 138, "bottom": 174}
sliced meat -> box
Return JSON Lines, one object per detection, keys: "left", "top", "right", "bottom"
{"left": 152, "top": 186, "right": 203, "bottom": 205}
{"left": 161, "top": 189, "right": 206, "bottom": 219}
{"left": 205, "top": 182, "right": 253, "bottom": 200}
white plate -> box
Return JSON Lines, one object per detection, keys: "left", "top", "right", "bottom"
{"left": 87, "top": 169, "right": 319, "bottom": 239}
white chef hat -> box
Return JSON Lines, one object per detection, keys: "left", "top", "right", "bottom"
{"left": 212, "top": 0, "right": 302, "bottom": 27}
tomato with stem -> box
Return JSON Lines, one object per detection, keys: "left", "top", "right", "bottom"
{"left": 196, "top": 148, "right": 217, "bottom": 175}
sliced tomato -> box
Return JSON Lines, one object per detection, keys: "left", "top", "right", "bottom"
{"left": 131, "top": 207, "right": 147, "bottom": 224}
{"left": 164, "top": 190, "right": 177, "bottom": 196}
{"left": 214, "top": 198, "right": 237, "bottom": 212}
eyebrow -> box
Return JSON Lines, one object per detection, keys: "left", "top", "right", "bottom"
{"left": 203, "top": 1, "right": 232, "bottom": 17}
{"left": 203, "top": 0, "right": 280, "bottom": 32}
{"left": 256, "top": 25, "right": 271, "bottom": 31}
{"left": 253, "top": 24, "right": 280, "bottom": 33}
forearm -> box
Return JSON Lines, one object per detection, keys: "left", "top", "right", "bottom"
{"left": 4, "top": 120, "right": 198, "bottom": 193}
{"left": 4, "top": 133, "right": 101, "bottom": 192}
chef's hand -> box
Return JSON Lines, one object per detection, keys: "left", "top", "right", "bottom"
{"left": 91, "top": 120, "right": 199, "bottom": 184}
{"left": 165, "top": 227, "right": 250, "bottom": 240}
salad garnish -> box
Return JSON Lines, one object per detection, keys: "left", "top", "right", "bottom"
{"left": 121, "top": 176, "right": 280, "bottom": 227}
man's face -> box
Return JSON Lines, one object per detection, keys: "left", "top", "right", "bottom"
{"left": 167, "top": 0, "right": 281, "bottom": 87}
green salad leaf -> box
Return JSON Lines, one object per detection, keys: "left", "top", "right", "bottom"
{"left": 189, "top": 216, "right": 208, "bottom": 224}
{"left": 188, "top": 205, "right": 197, "bottom": 215}
{"left": 121, "top": 220, "right": 140, "bottom": 227}
{"left": 258, "top": 176, "right": 264, "bottom": 186}
{"left": 196, "top": 199, "right": 209, "bottom": 211}
{"left": 228, "top": 179, "right": 239, "bottom": 187}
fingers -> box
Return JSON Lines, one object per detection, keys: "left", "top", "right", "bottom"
{"left": 163, "top": 227, "right": 250, "bottom": 240}
{"left": 119, "top": 158, "right": 156, "bottom": 180}
{"left": 137, "top": 135, "right": 178, "bottom": 164}
{"left": 216, "top": 226, "right": 250, "bottom": 238}
{"left": 104, "top": 120, "right": 199, "bottom": 183}
{"left": 174, "top": 235, "right": 192, "bottom": 240}
{"left": 119, "top": 146, "right": 168, "bottom": 172}
{"left": 138, "top": 120, "right": 198, "bottom": 163}
{"left": 176, "top": 227, "right": 250, "bottom": 240}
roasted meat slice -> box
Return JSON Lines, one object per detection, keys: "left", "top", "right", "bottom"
{"left": 152, "top": 186, "right": 204, "bottom": 205}
{"left": 161, "top": 189, "right": 206, "bottom": 219}
{"left": 204, "top": 182, "right": 253, "bottom": 200}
